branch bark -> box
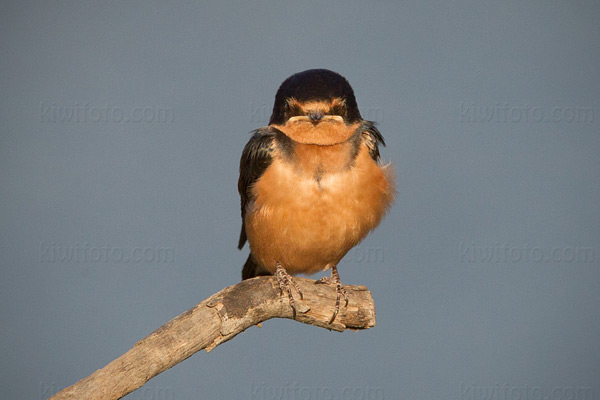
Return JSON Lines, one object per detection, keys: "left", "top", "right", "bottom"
{"left": 49, "top": 276, "right": 376, "bottom": 400}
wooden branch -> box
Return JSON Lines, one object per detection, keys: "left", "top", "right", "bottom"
{"left": 49, "top": 276, "right": 376, "bottom": 400}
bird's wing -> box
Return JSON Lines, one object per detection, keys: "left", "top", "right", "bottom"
{"left": 360, "top": 121, "right": 386, "bottom": 162}
{"left": 237, "top": 127, "right": 277, "bottom": 249}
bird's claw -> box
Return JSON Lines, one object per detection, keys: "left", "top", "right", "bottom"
{"left": 315, "top": 265, "right": 349, "bottom": 323}
{"left": 275, "top": 262, "right": 303, "bottom": 319}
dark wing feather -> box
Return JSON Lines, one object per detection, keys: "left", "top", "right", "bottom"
{"left": 237, "top": 127, "right": 277, "bottom": 249}
{"left": 360, "top": 121, "right": 386, "bottom": 162}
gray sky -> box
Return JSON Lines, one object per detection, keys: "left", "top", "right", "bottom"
{"left": 1, "top": 1, "right": 599, "bottom": 399}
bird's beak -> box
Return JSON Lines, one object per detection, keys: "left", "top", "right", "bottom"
{"left": 307, "top": 111, "right": 324, "bottom": 122}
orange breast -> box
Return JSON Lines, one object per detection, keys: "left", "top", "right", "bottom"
{"left": 245, "top": 141, "right": 394, "bottom": 276}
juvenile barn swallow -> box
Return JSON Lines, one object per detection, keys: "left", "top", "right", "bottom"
{"left": 238, "top": 69, "right": 395, "bottom": 323}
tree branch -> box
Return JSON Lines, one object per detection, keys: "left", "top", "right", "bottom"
{"left": 49, "top": 276, "right": 376, "bottom": 400}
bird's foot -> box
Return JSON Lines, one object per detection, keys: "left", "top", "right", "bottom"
{"left": 315, "top": 265, "right": 349, "bottom": 323}
{"left": 275, "top": 262, "right": 303, "bottom": 319}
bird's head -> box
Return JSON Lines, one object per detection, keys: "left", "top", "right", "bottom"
{"left": 269, "top": 69, "right": 362, "bottom": 145}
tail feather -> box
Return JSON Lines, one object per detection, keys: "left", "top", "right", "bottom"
{"left": 241, "top": 253, "right": 271, "bottom": 280}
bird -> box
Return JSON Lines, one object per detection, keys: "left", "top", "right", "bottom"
{"left": 237, "top": 69, "right": 395, "bottom": 323}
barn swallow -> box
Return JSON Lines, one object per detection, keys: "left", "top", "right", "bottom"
{"left": 238, "top": 69, "right": 395, "bottom": 323}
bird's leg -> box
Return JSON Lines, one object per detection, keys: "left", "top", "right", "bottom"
{"left": 315, "top": 264, "right": 349, "bottom": 323}
{"left": 275, "top": 262, "right": 303, "bottom": 319}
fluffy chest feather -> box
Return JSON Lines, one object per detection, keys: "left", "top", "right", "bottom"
{"left": 244, "top": 140, "right": 394, "bottom": 275}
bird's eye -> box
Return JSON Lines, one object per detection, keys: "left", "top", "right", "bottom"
{"left": 286, "top": 104, "right": 303, "bottom": 118}
{"left": 330, "top": 104, "right": 347, "bottom": 117}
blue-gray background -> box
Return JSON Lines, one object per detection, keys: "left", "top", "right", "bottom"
{"left": 1, "top": 1, "right": 599, "bottom": 399}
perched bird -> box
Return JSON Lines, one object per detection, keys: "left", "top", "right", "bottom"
{"left": 238, "top": 69, "right": 395, "bottom": 322}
